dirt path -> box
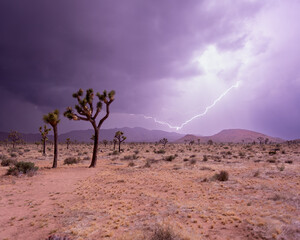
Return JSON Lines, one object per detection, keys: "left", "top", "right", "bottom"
{"left": 0, "top": 166, "right": 98, "bottom": 240}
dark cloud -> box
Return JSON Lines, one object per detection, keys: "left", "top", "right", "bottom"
{"left": 0, "top": 0, "right": 263, "bottom": 111}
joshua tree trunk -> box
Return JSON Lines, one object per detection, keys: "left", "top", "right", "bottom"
{"left": 118, "top": 142, "right": 121, "bottom": 152}
{"left": 90, "top": 127, "right": 99, "bottom": 168}
{"left": 42, "top": 139, "right": 46, "bottom": 156}
{"left": 52, "top": 125, "right": 58, "bottom": 168}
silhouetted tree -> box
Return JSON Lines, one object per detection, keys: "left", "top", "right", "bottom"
{"left": 207, "top": 139, "right": 213, "bottom": 145}
{"left": 39, "top": 125, "right": 51, "bottom": 156}
{"left": 8, "top": 130, "right": 22, "bottom": 148}
{"left": 189, "top": 140, "right": 195, "bottom": 145}
{"left": 197, "top": 139, "right": 200, "bottom": 145}
{"left": 43, "top": 110, "right": 60, "bottom": 168}
{"left": 257, "top": 137, "right": 264, "bottom": 145}
{"left": 66, "top": 138, "right": 71, "bottom": 149}
{"left": 64, "top": 88, "right": 115, "bottom": 167}
{"left": 103, "top": 139, "right": 108, "bottom": 147}
{"left": 114, "top": 131, "right": 126, "bottom": 152}
{"left": 159, "top": 138, "right": 168, "bottom": 148}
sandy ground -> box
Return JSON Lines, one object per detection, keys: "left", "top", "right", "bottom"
{"left": 0, "top": 142, "right": 299, "bottom": 240}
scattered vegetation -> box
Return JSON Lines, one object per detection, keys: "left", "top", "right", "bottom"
{"left": 63, "top": 157, "right": 80, "bottom": 165}
{"left": 6, "top": 161, "right": 38, "bottom": 176}
{"left": 1, "top": 158, "right": 17, "bottom": 167}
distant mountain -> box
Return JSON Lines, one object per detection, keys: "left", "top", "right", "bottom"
{"left": 175, "top": 129, "right": 284, "bottom": 143}
{"left": 0, "top": 127, "right": 184, "bottom": 143}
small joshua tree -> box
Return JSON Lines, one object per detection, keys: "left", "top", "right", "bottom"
{"left": 43, "top": 110, "right": 60, "bottom": 168}
{"left": 103, "top": 139, "right": 108, "bottom": 147}
{"left": 39, "top": 125, "right": 51, "bottom": 156}
{"left": 159, "top": 138, "right": 168, "bottom": 148}
{"left": 64, "top": 88, "right": 115, "bottom": 167}
{"left": 114, "top": 131, "right": 126, "bottom": 152}
{"left": 66, "top": 138, "right": 71, "bottom": 149}
{"left": 8, "top": 130, "right": 22, "bottom": 148}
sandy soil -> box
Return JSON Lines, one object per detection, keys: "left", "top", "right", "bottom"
{"left": 0, "top": 142, "right": 299, "bottom": 240}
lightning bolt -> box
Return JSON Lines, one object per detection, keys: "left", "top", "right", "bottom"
{"left": 138, "top": 81, "right": 240, "bottom": 131}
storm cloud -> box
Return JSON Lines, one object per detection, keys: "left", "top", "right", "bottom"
{"left": 0, "top": 0, "right": 299, "bottom": 139}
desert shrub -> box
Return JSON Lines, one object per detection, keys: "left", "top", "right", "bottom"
{"left": 203, "top": 155, "right": 208, "bottom": 162}
{"left": 24, "top": 149, "right": 30, "bottom": 152}
{"left": 183, "top": 158, "right": 189, "bottom": 162}
{"left": 134, "top": 150, "right": 139, "bottom": 154}
{"left": 190, "top": 154, "right": 196, "bottom": 158}
{"left": 155, "top": 149, "right": 166, "bottom": 154}
{"left": 212, "top": 171, "right": 229, "bottom": 181}
{"left": 83, "top": 156, "right": 90, "bottom": 160}
{"left": 239, "top": 152, "right": 245, "bottom": 158}
{"left": 123, "top": 154, "right": 138, "bottom": 160}
{"left": 63, "top": 157, "right": 80, "bottom": 165}
{"left": 7, "top": 161, "right": 38, "bottom": 176}
{"left": 1, "top": 158, "right": 17, "bottom": 167}
{"left": 189, "top": 159, "right": 197, "bottom": 165}
{"left": 269, "top": 150, "right": 276, "bottom": 155}
{"left": 164, "top": 155, "right": 176, "bottom": 162}
{"left": 143, "top": 160, "right": 151, "bottom": 168}
{"left": 128, "top": 161, "right": 135, "bottom": 167}
{"left": 285, "top": 160, "right": 293, "bottom": 164}
{"left": 0, "top": 154, "right": 7, "bottom": 160}
{"left": 47, "top": 234, "right": 72, "bottom": 240}
{"left": 267, "top": 159, "right": 276, "bottom": 163}
{"left": 150, "top": 225, "right": 181, "bottom": 240}
{"left": 10, "top": 153, "right": 17, "bottom": 158}
{"left": 253, "top": 170, "right": 260, "bottom": 177}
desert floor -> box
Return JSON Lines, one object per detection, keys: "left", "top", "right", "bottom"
{"left": 0, "top": 142, "right": 299, "bottom": 240}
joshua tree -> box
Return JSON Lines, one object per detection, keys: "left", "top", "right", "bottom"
{"left": 8, "top": 130, "right": 22, "bottom": 148}
{"left": 197, "top": 139, "right": 201, "bottom": 145}
{"left": 39, "top": 125, "right": 51, "bottom": 156}
{"left": 159, "top": 138, "right": 168, "bottom": 148}
{"left": 207, "top": 139, "right": 213, "bottom": 145}
{"left": 43, "top": 110, "right": 60, "bottom": 168}
{"left": 66, "top": 138, "right": 71, "bottom": 149}
{"left": 114, "top": 131, "right": 126, "bottom": 152}
{"left": 103, "top": 139, "right": 108, "bottom": 147}
{"left": 257, "top": 137, "right": 264, "bottom": 145}
{"left": 189, "top": 140, "right": 195, "bottom": 145}
{"left": 64, "top": 88, "right": 115, "bottom": 167}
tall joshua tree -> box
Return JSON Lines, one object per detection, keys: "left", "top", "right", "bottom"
{"left": 39, "top": 125, "right": 51, "bottom": 156}
{"left": 64, "top": 88, "right": 115, "bottom": 168}
{"left": 114, "top": 131, "right": 126, "bottom": 152}
{"left": 43, "top": 110, "right": 60, "bottom": 168}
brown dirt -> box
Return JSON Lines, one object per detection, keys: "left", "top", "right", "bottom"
{"left": 0, "top": 143, "right": 299, "bottom": 240}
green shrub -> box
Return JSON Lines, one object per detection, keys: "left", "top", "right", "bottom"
{"left": 64, "top": 157, "right": 80, "bottom": 165}
{"left": 212, "top": 171, "right": 229, "bottom": 181}
{"left": 1, "top": 158, "right": 17, "bottom": 167}
{"left": 7, "top": 161, "right": 38, "bottom": 176}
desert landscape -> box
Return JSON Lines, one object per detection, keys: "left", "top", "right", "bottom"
{"left": 1, "top": 1, "right": 300, "bottom": 240}
{"left": 0, "top": 139, "right": 299, "bottom": 240}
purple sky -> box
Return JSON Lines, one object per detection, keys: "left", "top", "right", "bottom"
{"left": 0, "top": 0, "right": 299, "bottom": 139}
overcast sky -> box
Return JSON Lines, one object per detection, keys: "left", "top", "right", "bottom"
{"left": 0, "top": 0, "right": 299, "bottom": 139}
